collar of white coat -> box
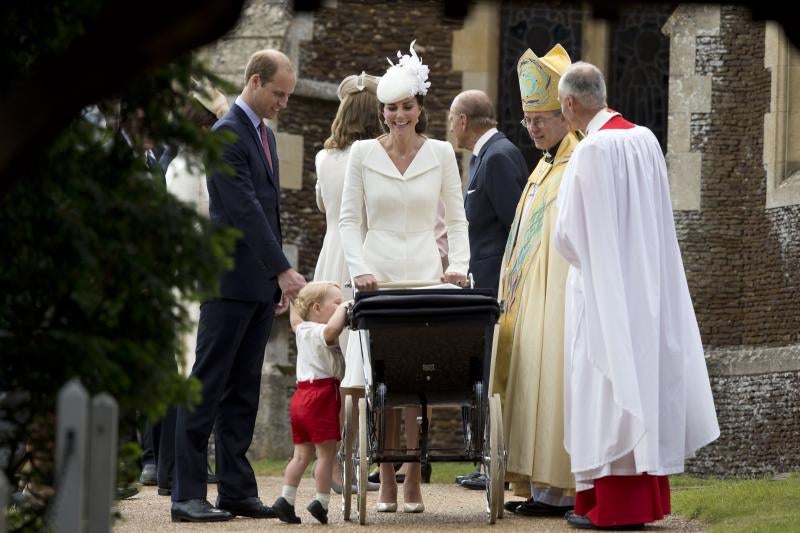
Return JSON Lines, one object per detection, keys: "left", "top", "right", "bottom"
{"left": 362, "top": 138, "right": 438, "bottom": 180}
{"left": 585, "top": 108, "right": 620, "bottom": 136}
{"left": 472, "top": 127, "right": 499, "bottom": 157}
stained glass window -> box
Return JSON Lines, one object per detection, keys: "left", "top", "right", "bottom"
{"left": 499, "top": 2, "right": 583, "bottom": 170}
{"left": 607, "top": 5, "right": 671, "bottom": 152}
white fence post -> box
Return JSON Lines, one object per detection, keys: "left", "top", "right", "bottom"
{"left": 87, "top": 393, "right": 117, "bottom": 533}
{"left": 1, "top": 470, "right": 8, "bottom": 533}
{"left": 53, "top": 379, "right": 89, "bottom": 533}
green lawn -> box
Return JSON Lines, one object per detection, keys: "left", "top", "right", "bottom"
{"left": 252, "top": 457, "right": 292, "bottom": 477}
{"left": 671, "top": 472, "right": 800, "bottom": 532}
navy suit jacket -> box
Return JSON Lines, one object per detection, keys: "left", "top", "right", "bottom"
{"left": 206, "top": 103, "right": 290, "bottom": 303}
{"left": 464, "top": 131, "right": 528, "bottom": 296}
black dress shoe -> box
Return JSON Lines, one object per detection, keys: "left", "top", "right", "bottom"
{"left": 171, "top": 499, "right": 232, "bottom": 523}
{"left": 115, "top": 485, "right": 139, "bottom": 500}
{"left": 460, "top": 474, "right": 487, "bottom": 490}
{"left": 504, "top": 499, "right": 528, "bottom": 512}
{"left": 368, "top": 462, "right": 402, "bottom": 483}
{"left": 272, "top": 496, "right": 301, "bottom": 524}
{"left": 216, "top": 496, "right": 277, "bottom": 518}
{"left": 455, "top": 469, "right": 482, "bottom": 484}
{"left": 307, "top": 499, "right": 328, "bottom": 524}
{"left": 516, "top": 499, "right": 574, "bottom": 516}
{"left": 157, "top": 486, "right": 172, "bottom": 496}
{"left": 565, "top": 510, "right": 645, "bottom": 530}
{"left": 138, "top": 463, "right": 157, "bottom": 486}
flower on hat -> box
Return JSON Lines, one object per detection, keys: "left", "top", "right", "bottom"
{"left": 387, "top": 40, "right": 430, "bottom": 98}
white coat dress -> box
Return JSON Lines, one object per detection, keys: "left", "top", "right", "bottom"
{"left": 338, "top": 137, "right": 469, "bottom": 387}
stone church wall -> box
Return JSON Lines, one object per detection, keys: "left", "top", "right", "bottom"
{"left": 674, "top": 6, "right": 800, "bottom": 476}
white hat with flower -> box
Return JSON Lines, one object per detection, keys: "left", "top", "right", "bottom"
{"left": 376, "top": 40, "right": 431, "bottom": 104}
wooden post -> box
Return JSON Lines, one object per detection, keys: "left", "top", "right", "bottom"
{"left": 0, "top": 470, "right": 8, "bottom": 533}
{"left": 87, "top": 393, "right": 118, "bottom": 533}
{"left": 53, "top": 379, "right": 89, "bottom": 533}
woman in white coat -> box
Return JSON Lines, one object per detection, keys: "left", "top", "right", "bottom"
{"left": 313, "top": 72, "right": 382, "bottom": 494}
{"left": 339, "top": 41, "right": 470, "bottom": 513}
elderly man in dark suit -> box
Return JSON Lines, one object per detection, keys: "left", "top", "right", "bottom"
{"left": 449, "top": 90, "right": 528, "bottom": 296}
{"left": 448, "top": 89, "right": 528, "bottom": 489}
{"left": 171, "top": 49, "right": 306, "bottom": 523}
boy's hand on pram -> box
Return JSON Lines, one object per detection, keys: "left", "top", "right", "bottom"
{"left": 441, "top": 271, "right": 468, "bottom": 287}
{"left": 353, "top": 274, "right": 378, "bottom": 291}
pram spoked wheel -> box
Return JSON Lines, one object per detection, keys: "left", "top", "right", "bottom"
{"left": 341, "top": 394, "right": 370, "bottom": 524}
{"left": 342, "top": 395, "right": 354, "bottom": 520}
{"left": 484, "top": 393, "right": 506, "bottom": 524}
{"left": 358, "top": 397, "right": 368, "bottom": 525}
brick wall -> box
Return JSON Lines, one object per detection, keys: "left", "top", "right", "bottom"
{"left": 676, "top": 6, "right": 800, "bottom": 476}
{"left": 674, "top": 6, "right": 800, "bottom": 347}
{"left": 687, "top": 370, "right": 800, "bottom": 476}
{"left": 279, "top": 95, "right": 338, "bottom": 278}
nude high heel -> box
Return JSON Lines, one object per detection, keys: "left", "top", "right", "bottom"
{"left": 376, "top": 502, "right": 398, "bottom": 512}
{"left": 403, "top": 502, "right": 425, "bottom": 513}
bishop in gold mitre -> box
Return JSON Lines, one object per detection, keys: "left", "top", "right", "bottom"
{"left": 489, "top": 43, "right": 581, "bottom": 514}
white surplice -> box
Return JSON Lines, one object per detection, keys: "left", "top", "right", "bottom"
{"left": 553, "top": 112, "right": 720, "bottom": 491}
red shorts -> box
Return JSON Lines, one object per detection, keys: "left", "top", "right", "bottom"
{"left": 290, "top": 377, "right": 341, "bottom": 444}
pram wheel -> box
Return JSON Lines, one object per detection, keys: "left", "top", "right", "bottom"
{"left": 492, "top": 394, "right": 505, "bottom": 519}
{"left": 358, "top": 397, "right": 369, "bottom": 525}
{"left": 342, "top": 395, "right": 354, "bottom": 520}
{"left": 485, "top": 393, "right": 505, "bottom": 524}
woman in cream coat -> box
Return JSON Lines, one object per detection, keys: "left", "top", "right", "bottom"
{"left": 339, "top": 41, "right": 469, "bottom": 513}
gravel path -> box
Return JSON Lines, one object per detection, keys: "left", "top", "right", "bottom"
{"left": 114, "top": 477, "right": 704, "bottom": 532}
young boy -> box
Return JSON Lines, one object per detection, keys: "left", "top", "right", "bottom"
{"left": 272, "top": 281, "right": 349, "bottom": 524}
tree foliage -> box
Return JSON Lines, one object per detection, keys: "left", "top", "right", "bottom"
{"left": 0, "top": 2, "right": 240, "bottom": 531}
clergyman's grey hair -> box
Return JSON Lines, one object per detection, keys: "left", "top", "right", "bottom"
{"left": 559, "top": 62, "right": 607, "bottom": 109}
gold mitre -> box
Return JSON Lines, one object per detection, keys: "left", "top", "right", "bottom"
{"left": 517, "top": 44, "right": 572, "bottom": 112}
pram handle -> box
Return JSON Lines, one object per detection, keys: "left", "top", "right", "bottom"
{"left": 375, "top": 280, "right": 446, "bottom": 289}
{"left": 346, "top": 274, "right": 475, "bottom": 290}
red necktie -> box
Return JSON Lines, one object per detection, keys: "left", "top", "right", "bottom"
{"left": 258, "top": 122, "right": 274, "bottom": 173}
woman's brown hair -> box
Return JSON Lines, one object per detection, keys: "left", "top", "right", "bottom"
{"left": 324, "top": 90, "right": 383, "bottom": 150}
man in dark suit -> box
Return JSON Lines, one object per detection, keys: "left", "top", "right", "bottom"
{"left": 449, "top": 90, "right": 528, "bottom": 296}
{"left": 171, "top": 49, "right": 306, "bottom": 523}
{"left": 448, "top": 90, "right": 528, "bottom": 490}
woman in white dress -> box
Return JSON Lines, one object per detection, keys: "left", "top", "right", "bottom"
{"left": 313, "top": 72, "right": 383, "bottom": 493}
{"left": 339, "top": 41, "right": 470, "bottom": 513}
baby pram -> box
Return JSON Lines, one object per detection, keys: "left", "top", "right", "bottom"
{"left": 341, "top": 281, "right": 505, "bottom": 525}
